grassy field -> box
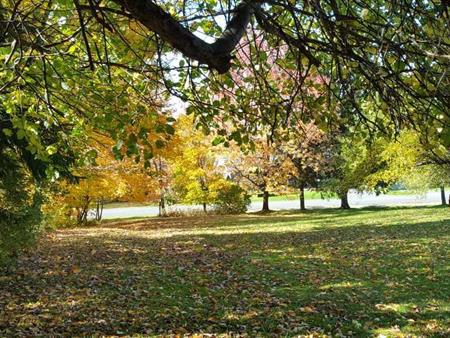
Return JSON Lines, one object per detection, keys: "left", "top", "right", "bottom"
{"left": 1, "top": 206, "right": 449, "bottom": 337}
{"left": 251, "top": 191, "right": 328, "bottom": 202}
{"left": 103, "top": 189, "right": 445, "bottom": 209}
{"left": 251, "top": 188, "right": 448, "bottom": 202}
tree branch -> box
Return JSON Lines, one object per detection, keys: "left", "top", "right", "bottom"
{"left": 111, "top": 0, "right": 262, "bottom": 73}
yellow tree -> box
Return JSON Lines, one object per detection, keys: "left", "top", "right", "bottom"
{"left": 170, "top": 115, "right": 230, "bottom": 213}
{"left": 55, "top": 135, "right": 128, "bottom": 223}
{"left": 55, "top": 114, "right": 181, "bottom": 222}
{"left": 366, "top": 131, "right": 450, "bottom": 205}
{"left": 105, "top": 111, "right": 182, "bottom": 216}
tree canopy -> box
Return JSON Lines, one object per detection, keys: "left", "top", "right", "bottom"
{"left": 2, "top": 0, "right": 448, "bottom": 152}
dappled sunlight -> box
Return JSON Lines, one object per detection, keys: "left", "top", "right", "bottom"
{"left": 1, "top": 207, "right": 448, "bottom": 336}
{"left": 320, "top": 281, "right": 365, "bottom": 290}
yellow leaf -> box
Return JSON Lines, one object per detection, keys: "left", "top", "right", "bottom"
{"left": 71, "top": 265, "right": 81, "bottom": 274}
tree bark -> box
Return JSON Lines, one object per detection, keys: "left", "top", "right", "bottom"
{"left": 440, "top": 186, "right": 447, "bottom": 205}
{"left": 159, "top": 196, "right": 166, "bottom": 216}
{"left": 262, "top": 190, "right": 270, "bottom": 212}
{"left": 203, "top": 202, "right": 207, "bottom": 213}
{"left": 95, "top": 199, "right": 104, "bottom": 221}
{"left": 340, "top": 190, "right": 350, "bottom": 209}
{"left": 78, "top": 196, "right": 90, "bottom": 223}
{"left": 299, "top": 183, "right": 306, "bottom": 210}
{"left": 112, "top": 0, "right": 260, "bottom": 73}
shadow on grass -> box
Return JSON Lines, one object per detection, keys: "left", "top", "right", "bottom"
{"left": 0, "top": 206, "right": 448, "bottom": 336}
{"left": 98, "top": 205, "right": 445, "bottom": 231}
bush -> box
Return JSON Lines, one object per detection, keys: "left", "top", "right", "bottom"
{"left": 0, "top": 197, "right": 43, "bottom": 265}
{"left": 0, "top": 152, "right": 45, "bottom": 266}
{"left": 0, "top": 172, "right": 42, "bottom": 265}
{"left": 213, "top": 182, "right": 251, "bottom": 214}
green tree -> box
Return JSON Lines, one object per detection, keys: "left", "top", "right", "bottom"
{"left": 321, "top": 132, "right": 388, "bottom": 209}
{"left": 370, "top": 131, "right": 450, "bottom": 205}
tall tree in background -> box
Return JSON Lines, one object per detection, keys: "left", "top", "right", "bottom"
{"left": 228, "top": 135, "right": 291, "bottom": 211}
{"left": 321, "top": 132, "right": 388, "bottom": 209}
{"left": 171, "top": 116, "right": 224, "bottom": 213}
{"left": 279, "top": 122, "right": 332, "bottom": 210}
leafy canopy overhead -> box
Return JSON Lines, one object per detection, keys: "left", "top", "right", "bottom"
{"left": 1, "top": 0, "right": 449, "bottom": 165}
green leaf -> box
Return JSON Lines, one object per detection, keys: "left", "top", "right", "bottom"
{"left": 155, "top": 140, "right": 165, "bottom": 149}
{"left": 17, "top": 129, "right": 26, "bottom": 140}
{"left": 212, "top": 136, "right": 225, "bottom": 146}
{"left": 165, "top": 124, "right": 175, "bottom": 135}
{"left": 2, "top": 128, "right": 12, "bottom": 137}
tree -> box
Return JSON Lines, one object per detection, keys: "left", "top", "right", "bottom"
{"left": 114, "top": 0, "right": 450, "bottom": 145}
{"left": 279, "top": 121, "right": 332, "bottom": 210}
{"left": 52, "top": 122, "right": 182, "bottom": 223}
{"left": 53, "top": 135, "right": 131, "bottom": 224}
{"left": 404, "top": 165, "right": 450, "bottom": 206}
{"left": 369, "top": 131, "right": 450, "bottom": 205}
{"left": 170, "top": 115, "right": 226, "bottom": 213}
{"left": 1, "top": 103, "right": 75, "bottom": 261}
{"left": 59, "top": 171, "right": 127, "bottom": 223}
{"left": 3, "top": 1, "right": 448, "bottom": 151}
{"left": 320, "top": 131, "right": 389, "bottom": 209}
{"left": 0, "top": 150, "right": 43, "bottom": 264}
{"left": 227, "top": 135, "right": 291, "bottom": 212}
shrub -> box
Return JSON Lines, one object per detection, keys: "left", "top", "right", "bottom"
{"left": 0, "top": 197, "right": 43, "bottom": 265}
{"left": 212, "top": 181, "right": 251, "bottom": 214}
{"left": 0, "top": 154, "right": 43, "bottom": 266}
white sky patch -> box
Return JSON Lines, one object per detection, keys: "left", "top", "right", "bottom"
{"left": 165, "top": 13, "right": 228, "bottom": 118}
{"left": 168, "top": 96, "right": 187, "bottom": 117}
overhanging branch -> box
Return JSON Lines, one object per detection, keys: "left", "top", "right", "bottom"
{"left": 111, "top": 0, "right": 262, "bottom": 73}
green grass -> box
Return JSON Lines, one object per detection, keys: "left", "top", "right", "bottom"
{"left": 103, "top": 201, "right": 157, "bottom": 209}
{"left": 1, "top": 206, "right": 449, "bottom": 336}
{"left": 103, "top": 188, "right": 447, "bottom": 209}
{"left": 251, "top": 188, "right": 448, "bottom": 203}
{"left": 251, "top": 191, "right": 331, "bottom": 202}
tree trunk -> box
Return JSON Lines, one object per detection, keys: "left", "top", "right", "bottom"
{"left": 440, "top": 186, "right": 447, "bottom": 205}
{"left": 159, "top": 196, "right": 166, "bottom": 217}
{"left": 95, "top": 201, "right": 100, "bottom": 221}
{"left": 262, "top": 190, "right": 270, "bottom": 212}
{"left": 95, "top": 199, "right": 104, "bottom": 221}
{"left": 299, "top": 184, "right": 306, "bottom": 211}
{"left": 78, "top": 208, "right": 88, "bottom": 224}
{"left": 76, "top": 208, "right": 83, "bottom": 224}
{"left": 78, "top": 196, "right": 90, "bottom": 224}
{"left": 99, "top": 200, "right": 103, "bottom": 219}
{"left": 203, "top": 202, "right": 207, "bottom": 213}
{"left": 340, "top": 190, "right": 350, "bottom": 209}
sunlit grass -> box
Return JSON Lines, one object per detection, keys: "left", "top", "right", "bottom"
{"left": 102, "top": 188, "right": 445, "bottom": 210}
{"left": 0, "top": 206, "right": 448, "bottom": 336}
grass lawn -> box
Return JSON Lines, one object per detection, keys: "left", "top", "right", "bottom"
{"left": 1, "top": 206, "right": 449, "bottom": 337}
{"left": 103, "top": 201, "right": 157, "bottom": 209}
{"left": 251, "top": 191, "right": 329, "bottom": 202}
{"left": 251, "top": 188, "right": 448, "bottom": 203}
{"left": 103, "top": 188, "right": 447, "bottom": 209}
